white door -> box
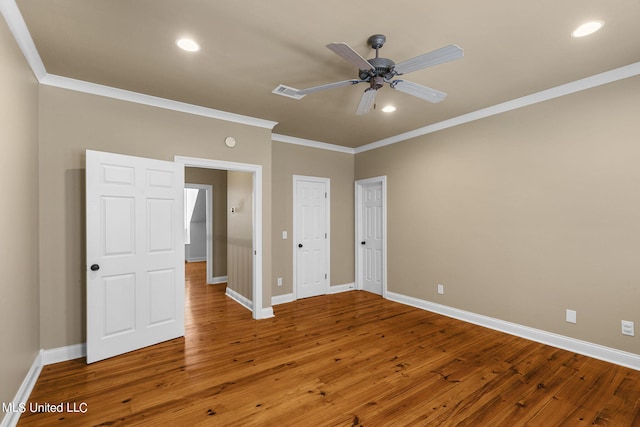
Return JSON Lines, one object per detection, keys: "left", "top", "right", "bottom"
{"left": 357, "top": 178, "right": 386, "bottom": 295}
{"left": 294, "top": 176, "right": 329, "bottom": 299}
{"left": 86, "top": 150, "right": 184, "bottom": 363}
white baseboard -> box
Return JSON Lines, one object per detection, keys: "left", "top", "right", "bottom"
{"left": 259, "top": 307, "right": 275, "bottom": 319}
{"left": 225, "top": 287, "right": 253, "bottom": 312}
{"left": 272, "top": 283, "right": 355, "bottom": 306}
{"left": 386, "top": 291, "right": 640, "bottom": 371}
{"left": 42, "top": 343, "right": 86, "bottom": 365}
{"left": 1, "top": 350, "right": 43, "bottom": 427}
{"left": 186, "top": 257, "right": 206, "bottom": 262}
{"left": 329, "top": 282, "right": 356, "bottom": 294}
{"left": 272, "top": 293, "right": 294, "bottom": 306}
{"left": 210, "top": 275, "right": 228, "bottom": 285}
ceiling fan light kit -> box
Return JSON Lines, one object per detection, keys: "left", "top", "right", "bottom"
{"left": 274, "top": 34, "right": 463, "bottom": 115}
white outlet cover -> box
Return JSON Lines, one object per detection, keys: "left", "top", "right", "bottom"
{"left": 566, "top": 309, "right": 577, "bottom": 324}
{"left": 437, "top": 284, "right": 444, "bottom": 295}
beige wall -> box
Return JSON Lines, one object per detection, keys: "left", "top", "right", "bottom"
{"left": 227, "top": 171, "right": 254, "bottom": 299}
{"left": 356, "top": 76, "right": 640, "bottom": 355}
{"left": 185, "top": 167, "right": 228, "bottom": 278}
{"left": 38, "top": 85, "right": 273, "bottom": 349}
{"left": 0, "top": 18, "right": 40, "bottom": 404}
{"left": 272, "top": 141, "right": 355, "bottom": 295}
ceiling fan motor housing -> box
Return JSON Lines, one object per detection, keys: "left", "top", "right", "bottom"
{"left": 359, "top": 57, "right": 396, "bottom": 81}
{"left": 359, "top": 34, "right": 396, "bottom": 81}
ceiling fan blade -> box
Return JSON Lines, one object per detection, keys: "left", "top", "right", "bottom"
{"left": 295, "top": 79, "right": 363, "bottom": 96}
{"left": 327, "top": 42, "right": 375, "bottom": 72}
{"left": 393, "top": 44, "right": 464, "bottom": 75}
{"left": 390, "top": 80, "right": 447, "bottom": 103}
{"left": 356, "top": 88, "right": 377, "bottom": 115}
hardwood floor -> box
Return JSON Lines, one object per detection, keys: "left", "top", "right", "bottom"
{"left": 19, "top": 261, "right": 640, "bottom": 426}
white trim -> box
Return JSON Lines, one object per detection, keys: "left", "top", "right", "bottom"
{"left": 185, "top": 183, "right": 214, "bottom": 284}
{"left": 259, "top": 307, "right": 275, "bottom": 319}
{"left": 42, "top": 343, "right": 86, "bottom": 365}
{"left": 272, "top": 293, "right": 295, "bottom": 306}
{"left": 329, "top": 283, "right": 356, "bottom": 294}
{"left": 186, "top": 256, "right": 206, "bottom": 262}
{"left": 175, "top": 156, "right": 269, "bottom": 320}
{"left": 356, "top": 61, "right": 640, "bottom": 154}
{"left": 271, "top": 283, "right": 356, "bottom": 305}
{"left": 0, "top": 0, "right": 47, "bottom": 80}
{"left": 0, "top": 351, "right": 43, "bottom": 427}
{"left": 41, "top": 74, "right": 277, "bottom": 130}
{"left": 292, "top": 175, "right": 331, "bottom": 300}
{"left": 212, "top": 275, "right": 228, "bottom": 285}
{"left": 225, "top": 287, "right": 253, "bottom": 312}
{"left": 272, "top": 133, "right": 355, "bottom": 155}
{"left": 355, "top": 176, "right": 388, "bottom": 298}
{"left": 386, "top": 291, "right": 640, "bottom": 372}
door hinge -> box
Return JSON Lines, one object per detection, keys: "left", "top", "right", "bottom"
{"left": 325, "top": 273, "right": 327, "bottom": 279}
{"left": 325, "top": 192, "right": 327, "bottom": 198}
{"left": 325, "top": 233, "right": 327, "bottom": 239}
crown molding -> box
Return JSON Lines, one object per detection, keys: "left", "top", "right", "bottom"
{"left": 272, "top": 133, "right": 355, "bottom": 154}
{"left": 40, "top": 74, "right": 278, "bottom": 130}
{"left": 4, "top": 0, "right": 640, "bottom": 154}
{"left": 2, "top": 0, "right": 277, "bottom": 130}
{"left": 355, "top": 61, "right": 640, "bottom": 154}
{"left": 0, "top": 0, "right": 46, "bottom": 80}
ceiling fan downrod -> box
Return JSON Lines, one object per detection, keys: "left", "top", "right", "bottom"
{"left": 362, "top": 34, "right": 395, "bottom": 83}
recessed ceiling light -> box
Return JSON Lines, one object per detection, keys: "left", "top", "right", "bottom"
{"left": 382, "top": 105, "right": 396, "bottom": 113}
{"left": 176, "top": 38, "right": 200, "bottom": 52}
{"left": 572, "top": 21, "right": 604, "bottom": 38}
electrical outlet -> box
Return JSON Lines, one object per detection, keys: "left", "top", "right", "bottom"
{"left": 277, "top": 277, "right": 283, "bottom": 287}
{"left": 566, "top": 309, "right": 577, "bottom": 324}
{"left": 621, "top": 320, "right": 635, "bottom": 336}
{"left": 437, "top": 284, "right": 444, "bottom": 295}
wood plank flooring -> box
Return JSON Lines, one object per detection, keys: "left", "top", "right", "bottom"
{"left": 19, "top": 261, "right": 640, "bottom": 426}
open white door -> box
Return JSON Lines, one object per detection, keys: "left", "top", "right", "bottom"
{"left": 86, "top": 150, "right": 185, "bottom": 363}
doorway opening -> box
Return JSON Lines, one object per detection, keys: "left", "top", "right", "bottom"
{"left": 176, "top": 156, "right": 270, "bottom": 320}
{"left": 184, "top": 183, "right": 218, "bottom": 284}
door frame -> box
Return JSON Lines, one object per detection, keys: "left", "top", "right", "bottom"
{"left": 355, "top": 176, "right": 387, "bottom": 297}
{"left": 184, "top": 183, "right": 214, "bottom": 283}
{"left": 292, "top": 175, "right": 330, "bottom": 300}
{"left": 176, "top": 156, "right": 270, "bottom": 320}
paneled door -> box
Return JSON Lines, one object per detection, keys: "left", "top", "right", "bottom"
{"left": 86, "top": 150, "right": 184, "bottom": 363}
{"left": 356, "top": 177, "right": 386, "bottom": 296}
{"left": 294, "top": 176, "right": 329, "bottom": 299}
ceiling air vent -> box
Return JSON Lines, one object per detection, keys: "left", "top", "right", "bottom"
{"left": 272, "top": 84, "right": 305, "bottom": 100}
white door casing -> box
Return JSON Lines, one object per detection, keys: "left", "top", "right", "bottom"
{"left": 175, "top": 156, "right": 270, "bottom": 320}
{"left": 86, "top": 150, "right": 185, "bottom": 363}
{"left": 356, "top": 176, "right": 387, "bottom": 296}
{"left": 294, "top": 176, "right": 329, "bottom": 299}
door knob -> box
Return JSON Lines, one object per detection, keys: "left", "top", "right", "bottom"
{"left": 361, "top": 241, "right": 366, "bottom": 245}
{"left": 90, "top": 264, "right": 100, "bottom": 271}
{"left": 298, "top": 243, "right": 303, "bottom": 248}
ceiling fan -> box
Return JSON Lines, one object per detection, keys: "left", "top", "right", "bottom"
{"left": 273, "top": 34, "right": 464, "bottom": 115}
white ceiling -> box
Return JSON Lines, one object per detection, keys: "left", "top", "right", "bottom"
{"left": 13, "top": 0, "right": 640, "bottom": 148}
